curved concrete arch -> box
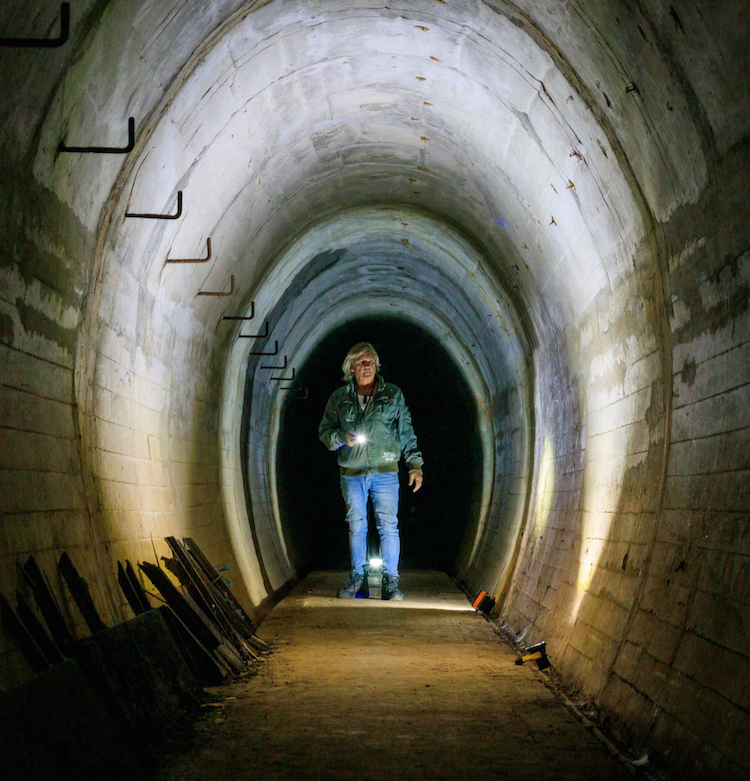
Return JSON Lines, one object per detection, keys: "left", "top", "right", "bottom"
{"left": 227, "top": 207, "right": 534, "bottom": 599}
{"left": 2, "top": 1, "right": 750, "bottom": 777}
{"left": 72, "top": 0, "right": 653, "bottom": 605}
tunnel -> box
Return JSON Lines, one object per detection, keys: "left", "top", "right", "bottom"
{"left": 276, "top": 314, "right": 484, "bottom": 574}
{"left": 0, "top": 1, "right": 749, "bottom": 779}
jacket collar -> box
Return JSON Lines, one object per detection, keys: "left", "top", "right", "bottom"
{"left": 347, "top": 373, "right": 385, "bottom": 395}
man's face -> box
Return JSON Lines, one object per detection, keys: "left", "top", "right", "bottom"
{"left": 352, "top": 352, "right": 377, "bottom": 387}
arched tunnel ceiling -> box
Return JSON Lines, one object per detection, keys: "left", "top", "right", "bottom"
{"left": 13, "top": 0, "right": 738, "bottom": 663}
{"left": 55, "top": 0, "right": 676, "bottom": 610}
{"left": 3, "top": 0, "right": 743, "bottom": 614}
{"left": 237, "top": 209, "right": 528, "bottom": 377}
{"left": 23, "top": 0, "right": 739, "bottom": 372}
{"left": 39, "top": 0, "right": 661, "bottom": 333}
{"left": 219, "top": 208, "right": 531, "bottom": 597}
{"left": 3, "top": 2, "right": 750, "bottom": 777}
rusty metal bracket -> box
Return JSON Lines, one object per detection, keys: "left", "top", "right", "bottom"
{"left": 197, "top": 273, "right": 234, "bottom": 297}
{"left": 271, "top": 368, "right": 295, "bottom": 382}
{"left": 239, "top": 320, "right": 278, "bottom": 355}
{"left": 247, "top": 340, "right": 278, "bottom": 356}
{"left": 282, "top": 386, "right": 308, "bottom": 399}
{"left": 58, "top": 116, "right": 135, "bottom": 154}
{"left": 260, "top": 355, "right": 287, "bottom": 371}
{"left": 126, "top": 190, "right": 182, "bottom": 220}
{"left": 167, "top": 237, "right": 211, "bottom": 264}
{"left": 239, "top": 321, "right": 269, "bottom": 339}
{"left": 0, "top": 3, "right": 69, "bottom": 47}
{"left": 221, "top": 302, "right": 255, "bottom": 321}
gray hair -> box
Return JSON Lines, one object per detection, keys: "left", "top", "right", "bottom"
{"left": 342, "top": 342, "right": 381, "bottom": 381}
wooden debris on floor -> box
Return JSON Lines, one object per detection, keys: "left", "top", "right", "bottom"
{"left": 1, "top": 539, "right": 267, "bottom": 779}
{"left": 17, "top": 555, "right": 74, "bottom": 653}
{"left": 59, "top": 552, "right": 108, "bottom": 634}
{"left": 15, "top": 590, "right": 65, "bottom": 665}
{"left": 0, "top": 593, "right": 51, "bottom": 674}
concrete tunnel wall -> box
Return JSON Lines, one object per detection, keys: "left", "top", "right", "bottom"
{"left": 232, "top": 210, "right": 530, "bottom": 595}
{"left": 0, "top": 0, "right": 749, "bottom": 777}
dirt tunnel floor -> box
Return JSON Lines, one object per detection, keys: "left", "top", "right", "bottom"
{"left": 149, "top": 571, "right": 631, "bottom": 781}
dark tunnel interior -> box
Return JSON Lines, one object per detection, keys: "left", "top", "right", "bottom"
{"left": 276, "top": 316, "right": 484, "bottom": 576}
{"left": 5, "top": 2, "right": 750, "bottom": 777}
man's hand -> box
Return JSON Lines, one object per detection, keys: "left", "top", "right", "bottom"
{"left": 409, "top": 470, "right": 423, "bottom": 492}
{"left": 345, "top": 431, "right": 358, "bottom": 447}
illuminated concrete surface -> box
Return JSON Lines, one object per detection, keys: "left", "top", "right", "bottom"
{"left": 1, "top": 1, "right": 749, "bottom": 778}
{"left": 149, "top": 571, "right": 631, "bottom": 781}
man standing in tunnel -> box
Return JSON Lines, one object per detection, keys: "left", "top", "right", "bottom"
{"left": 319, "top": 342, "right": 424, "bottom": 600}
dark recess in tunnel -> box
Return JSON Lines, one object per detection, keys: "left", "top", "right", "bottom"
{"left": 276, "top": 315, "right": 484, "bottom": 576}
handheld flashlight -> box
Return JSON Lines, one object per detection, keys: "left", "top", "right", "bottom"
{"left": 355, "top": 433, "right": 367, "bottom": 444}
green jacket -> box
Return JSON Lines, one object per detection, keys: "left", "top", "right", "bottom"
{"left": 318, "top": 375, "right": 424, "bottom": 476}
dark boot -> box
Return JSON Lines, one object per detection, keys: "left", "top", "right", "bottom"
{"left": 338, "top": 572, "right": 366, "bottom": 598}
{"left": 356, "top": 567, "right": 370, "bottom": 598}
{"left": 381, "top": 573, "right": 403, "bottom": 601}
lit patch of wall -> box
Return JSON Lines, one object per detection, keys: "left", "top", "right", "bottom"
{"left": 533, "top": 439, "right": 556, "bottom": 541}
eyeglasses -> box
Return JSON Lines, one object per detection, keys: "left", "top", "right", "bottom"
{"left": 355, "top": 359, "right": 376, "bottom": 367}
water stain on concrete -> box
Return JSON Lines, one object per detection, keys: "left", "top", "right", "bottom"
{"left": 680, "top": 356, "right": 697, "bottom": 386}
{"left": 0, "top": 312, "right": 14, "bottom": 346}
{"left": 15, "top": 298, "right": 76, "bottom": 354}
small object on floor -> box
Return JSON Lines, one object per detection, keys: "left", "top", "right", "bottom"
{"left": 381, "top": 574, "right": 403, "bottom": 601}
{"left": 514, "top": 640, "right": 551, "bottom": 670}
{"left": 472, "top": 590, "right": 495, "bottom": 613}
{"left": 338, "top": 572, "right": 366, "bottom": 598}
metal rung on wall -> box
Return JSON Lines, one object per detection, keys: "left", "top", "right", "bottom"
{"left": 58, "top": 116, "right": 135, "bottom": 154}
{"left": 167, "top": 238, "right": 211, "bottom": 264}
{"left": 126, "top": 191, "right": 183, "bottom": 220}
{"left": 271, "top": 368, "right": 295, "bottom": 382}
{"left": 260, "top": 355, "right": 287, "bottom": 371}
{"left": 282, "top": 387, "right": 308, "bottom": 399}
{"left": 247, "top": 340, "right": 278, "bottom": 357}
{"left": 197, "top": 274, "right": 234, "bottom": 297}
{"left": 0, "top": 3, "right": 69, "bottom": 48}
{"left": 239, "top": 321, "right": 269, "bottom": 339}
{"left": 221, "top": 302, "right": 255, "bottom": 321}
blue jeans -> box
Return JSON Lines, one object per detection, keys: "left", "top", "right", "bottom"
{"left": 340, "top": 472, "right": 400, "bottom": 577}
